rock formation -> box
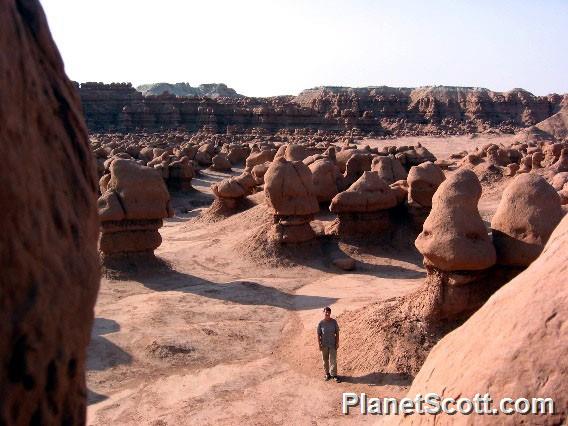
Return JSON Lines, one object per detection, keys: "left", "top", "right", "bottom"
{"left": 491, "top": 174, "right": 562, "bottom": 266}
{"left": 136, "top": 82, "right": 242, "bottom": 98}
{"left": 78, "top": 83, "right": 565, "bottom": 135}
{"left": 264, "top": 158, "right": 319, "bottom": 243}
{"left": 98, "top": 159, "right": 172, "bottom": 259}
{"left": 309, "top": 158, "right": 340, "bottom": 203}
{"left": 210, "top": 153, "right": 232, "bottom": 171}
{"left": 328, "top": 171, "right": 398, "bottom": 236}
{"left": 245, "top": 147, "right": 277, "bottom": 172}
{"left": 371, "top": 155, "right": 407, "bottom": 184}
{"left": 166, "top": 156, "right": 195, "bottom": 191}
{"left": 339, "top": 153, "right": 373, "bottom": 190}
{"left": 208, "top": 172, "right": 256, "bottom": 218}
{"left": 251, "top": 162, "right": 271, "bottom": 185}
{"left": 405, "top": 162, "right": 445, "bottom": 230}
{"left": 403, "top": 213, "right": 568, "bottom": 425}
{"left": 406, "top": 162, "right": 445, "bottom": 208}
{"left": 414, "top": 169, "right": 498, "bottom": 323}
{"left": 550, "top": 148, "right": 568, "bottom": 173}
{"left": 416, "top": 169, "right": 495, "bottom": 272}
{"left": 0, "top": 0, "right": 100, "bottom": 423}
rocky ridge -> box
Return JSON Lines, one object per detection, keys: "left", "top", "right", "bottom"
{"left": 78, "top": 82, "right": 566, "bottom": 135}
{"left": 136, "top": 82, "right": 241, "bottom": 98}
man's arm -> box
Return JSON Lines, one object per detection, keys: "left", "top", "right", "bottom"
{"left": 335, "top": 321, "right": 340, "bottom": 349}
{"left": 317, "top": 322, "right": 323, "bottom": 349}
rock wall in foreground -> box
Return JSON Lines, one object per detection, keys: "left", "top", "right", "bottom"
{"left": 399, "top": 214, "right": 568, "bottom": 425}
{"left": 0, "top": 0, "right": 100, "bottom": 423}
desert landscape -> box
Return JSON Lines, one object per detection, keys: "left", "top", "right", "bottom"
{"left": 87, "top": 125, "right": 567, "bottom": 425}
{"left": 1, "top": 1, "right": 567, "bottom": 425}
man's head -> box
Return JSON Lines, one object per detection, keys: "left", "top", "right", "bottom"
{"left": 323, "top": 306, "right": 331, "bottom": 319}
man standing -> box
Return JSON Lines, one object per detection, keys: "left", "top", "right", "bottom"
{"left": 317, "top": 306, "right": 341, "bottom": 382}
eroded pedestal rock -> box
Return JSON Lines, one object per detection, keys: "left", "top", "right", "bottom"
{"left": 98, "top": 159, "right": 172, "bottom": 259}
{"left": 264, "top": 158, "right": 319, "bottom": 243}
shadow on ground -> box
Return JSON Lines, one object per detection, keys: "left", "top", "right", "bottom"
{"left": 340, "top": 372, "right": 413, "bottom": 387}
{"left": 88, "top": 318, "right": 133, "bottom": 372}
{"left": 87, "top": 388, "right": 109, "bottom": 405}
{"left": 133, "top": 265, "right": 338, "bottom": 311}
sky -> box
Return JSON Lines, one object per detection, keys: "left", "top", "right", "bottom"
{"left": 40, "top": 0, "right": 568, "bottom": 97}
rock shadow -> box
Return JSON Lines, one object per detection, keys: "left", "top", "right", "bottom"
{"left": 136, "top": 268, "right": 337, "bottom": 311}
{"left": 340, "top": 372, "right": 413, "bottom": 387}
{"left": 93, "top": 317, "right": 120, "bottom": 335}
{"left": 87, "top": 388, "right": 108, "bottom": 405}
{"left": 318, "top": 236, "right": 426, "bottom": 279}
{"left": 88, "top": 318, "right": 133, "bottom": 372}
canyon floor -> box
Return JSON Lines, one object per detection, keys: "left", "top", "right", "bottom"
{"left": 87, "top": 135, "right": 508, "bottom": 425}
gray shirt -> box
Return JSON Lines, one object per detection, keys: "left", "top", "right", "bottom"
{"left": 317, "top": 319, "right": 339, "bottom": 348}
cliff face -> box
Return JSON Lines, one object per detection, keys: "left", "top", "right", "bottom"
{"left": 297, "top": 86, "right": 562, "bottom": 127}
{"left": 78, "top": 83, "right": 564, "bottom": 135}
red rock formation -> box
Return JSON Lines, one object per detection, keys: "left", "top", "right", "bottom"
{"left": 78, "top": 83, "right": 565, "bottom": 136}
{"left": 98, "top": 160, "right": 172, "bottom": 259}
{"left": 402, "top": 214, "right": 568, "bottom": 425}
{"left": 0, "top": 0, "right": 100, "bottom": 423}
{"left": 264, "top": 158, "right": 319, "bottom": 243}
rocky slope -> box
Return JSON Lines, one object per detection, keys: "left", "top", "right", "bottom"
{"left": 78, "top": 83, "right": 566, "bottom": 135}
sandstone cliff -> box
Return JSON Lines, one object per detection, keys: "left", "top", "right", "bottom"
{"left": 78, "top": 83, "right": 565, "bottom": 136}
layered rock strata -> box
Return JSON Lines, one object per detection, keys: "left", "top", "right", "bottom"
{"left": 79, "top": 83, "right": 565, "bottom": 135}
{"left": 98, "top": 159, "right": 173, "bottom": 259}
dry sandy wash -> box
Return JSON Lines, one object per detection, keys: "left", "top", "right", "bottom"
{"left": 87, "top": 135, "right": 508, "bottom": 425}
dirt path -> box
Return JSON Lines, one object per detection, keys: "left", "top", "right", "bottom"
{"left": 88, "top": 215, "right": 425, "bottom": 424}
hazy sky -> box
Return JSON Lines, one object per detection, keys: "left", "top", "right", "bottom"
{"left": 40, "top": 0, "right": 568, "bottom": 97}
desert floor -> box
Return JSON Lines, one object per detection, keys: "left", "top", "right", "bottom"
{"left": 87, "top": 135, "right": 508, "bottom": 425}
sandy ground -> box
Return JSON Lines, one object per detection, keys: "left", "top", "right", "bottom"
{"left": 87, "top": 135, "right": 510, "bottom": 425}
{"left": 362, "top": 133, "right": 517, "bottom": 160}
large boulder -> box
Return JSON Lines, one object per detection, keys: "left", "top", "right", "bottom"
{"left": 407, "top": 162, "right": 445, "bottom": 208}
{"left": 0, "top": 1, "right": 100, "bottom": 423}
{"left": 330, "top": 171, "right": 397, "bottom": 213}
{"left": 205, "top": 172, "right": 257, "bottom": 218}
{"left": 167, "top": 156, "right": 194, "bottom": 191}
{"left": 491, "top": 174, "right": 562, "bottom": 266}
{"left": 245, "top": 148, "right": 276, "bottom": 172}
{"left": 403, "top": 214, "right": 568, "bottom": 425}
{"left": 328, "top": 172, "right": 397, "bottom": 236}
{"left": 339, "top": 153, "right": 373, "bottom": 191}
{"left": 210, "top": 153, "right": 232, "bottom": 171}
{"left": 212, "top": 172, "right": 255, "bottom": 202}
{"left": 550, "top": 148, "right": 568, "bottom": 173}
{"left": 251, "top": 161, "right": 271, "bottom": 185}
{"left": 371, "top": 155, "right": 407, "bottom": 184}
{"left": 284, "top": 144, "right": 310, "bottom": 162}
{"left": 106, "top": 159, "right": 171, "bottom": 220}
{"left": 264, "top": 158, "right": 319, "bottom": 216}
{"left": 550, "top": 172, "right": 568, "bottom": 191}
{"left": 415, "top": 169, "right": 496, "bottom": 271}
{"left": 309, "top": 158, "right": 340, "bottom": 203}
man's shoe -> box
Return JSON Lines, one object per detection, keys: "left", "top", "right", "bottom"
{"left": 324, "top": 374, "right": 331, "bottom": 381}
{"left": 332, "top": 376, "right": 341, "bottom": 383}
